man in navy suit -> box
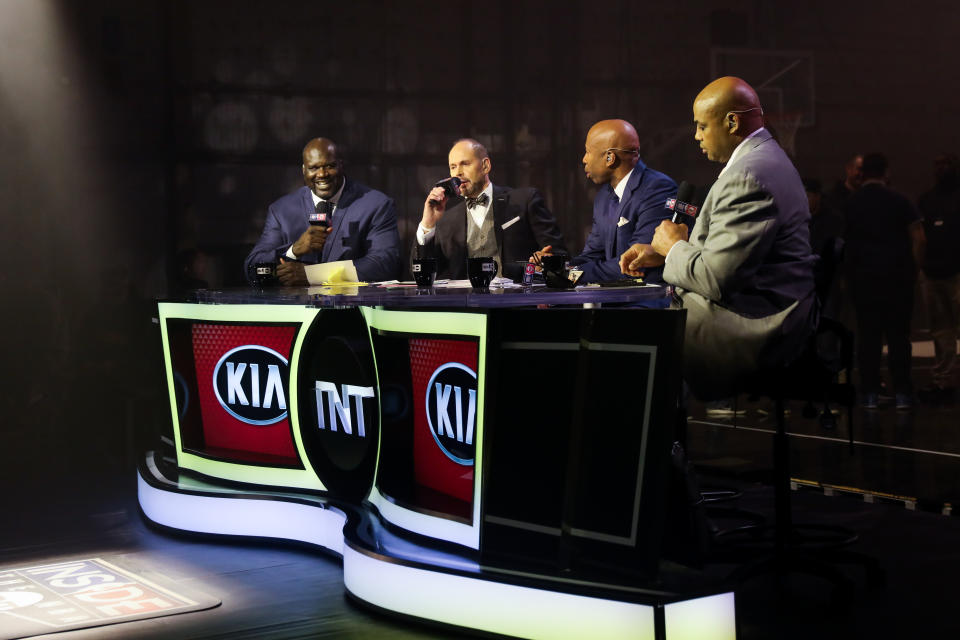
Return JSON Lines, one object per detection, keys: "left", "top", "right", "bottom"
{"left": 564, "top": 119, "right": 676, "bottom": 283}
{"left": 244, "top": 138, "right": 400, "bottom": 284}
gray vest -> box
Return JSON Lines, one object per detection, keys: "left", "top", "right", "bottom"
{"left": 466, "top": 205, "right": 502, "bottom": 275}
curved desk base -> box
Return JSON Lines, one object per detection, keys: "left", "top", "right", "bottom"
{"left": 138, "top": 453, "right": 736, "bottom": 640}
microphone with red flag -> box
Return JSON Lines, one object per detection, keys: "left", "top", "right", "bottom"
{"left": 665, "top": 181, "right": 703, "bottom": 228}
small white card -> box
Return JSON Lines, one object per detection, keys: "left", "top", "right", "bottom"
{"left": 304, "top": 260, "right": 360, "bottom": 284}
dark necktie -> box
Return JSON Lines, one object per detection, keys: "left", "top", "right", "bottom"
{"left": 466, "top": 193, "right": 490, "bottom": 209}
{"left": 316, "top": 200, "right": 334, "bottom": 215}
{"left": 609, "top": 191, "right": 620, "bottom": 219}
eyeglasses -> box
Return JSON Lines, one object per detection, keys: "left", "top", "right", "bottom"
{"left": 604, "top": 147, "right": 640, "bottom": 156}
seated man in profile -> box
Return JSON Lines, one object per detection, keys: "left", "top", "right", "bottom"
{"left": 415, "top": 138, "right": 566, "bottom": 281}
{"left": 545, "top": 119, "right": 676, "bottom": 283}
{"left": 244, "top": 137, "right": 400, "bottom": 285}
{"left": 620, "top": 77, "right": 817, "bottom": 400}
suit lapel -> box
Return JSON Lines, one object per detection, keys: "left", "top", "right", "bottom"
{"left": 492, "top": 185, "right": 508, "bottom": 255}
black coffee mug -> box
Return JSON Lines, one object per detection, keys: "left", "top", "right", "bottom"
{"left": 540, "top": 253, "right": 574, "bottom": 289}
{"left": 412, "top": 257, "right": 437, "bottom": 288}
{"left": 540, "top": 253, "right": 567, "bottom": 274}
{"left": 467, "top": 256, "right": 498, "bottom": 291}
{"left": 253, "top": 262, "right": 277, "bottom": 287}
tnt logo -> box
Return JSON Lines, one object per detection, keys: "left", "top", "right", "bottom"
{"left": 213, "top": 345, "right": 289, "bottom": 425}
{"left": 426, "top": 363, "right": 477, "bottom": 465}
{"left": 315, "top": 381, "right": 374, "bottom": 437}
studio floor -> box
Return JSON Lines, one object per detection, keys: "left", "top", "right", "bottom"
{"left": 3, "top": 352, "right": 960, "bottom": 639}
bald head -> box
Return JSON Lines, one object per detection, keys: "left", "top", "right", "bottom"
{"left": 582, "top": 119, "right": 641, "bottom": 187}
{"left": 302, "top": 137, "right": 344, "bottom": 199}
{"left": 693, "top": 77, "right": 764, "bottom": 163}
{"left": 448, "top": 138, "right": 492, "bottom": 198}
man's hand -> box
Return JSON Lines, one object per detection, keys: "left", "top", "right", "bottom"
{"left": 420, "top": 186, "right": 448, "bottom": 231}
{"left": 277, "top": 259, "right": 308, "bottom": 286}
{"left": 619, "top": 244, "right": 666, "bottom": 277}
{"left": 529, "top": 245, "right": 553, "bottom": 265}
{"left": 291, "top": 226, "right": 330, "bottom": 257}
{"left": 651, "top": 220, "right": 689, "bottom": 258}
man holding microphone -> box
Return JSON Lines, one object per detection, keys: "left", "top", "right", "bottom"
{"left": 620, "top": 77, "right": 817, "bottom": 399}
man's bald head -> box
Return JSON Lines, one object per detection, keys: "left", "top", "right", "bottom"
{"left": 582, "top": 119, "right": 641, "bottom": 187}
{"left": 692, "top": 77, "right": 764, "bottom": 163}
{"left": 302, "top": 137, "right": 344, "bottom": 199}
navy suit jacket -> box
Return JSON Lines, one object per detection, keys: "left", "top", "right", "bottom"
{"left": 244, "top": 181, "right": 400, "bottom": 282}
{"left": 571, "top": 160, "right": 677, "bottom": 283}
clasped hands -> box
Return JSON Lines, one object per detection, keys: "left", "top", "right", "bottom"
{"left": 618, "top": 220, "right": 688, "bottom": 277}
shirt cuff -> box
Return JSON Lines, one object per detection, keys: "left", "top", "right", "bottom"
{"left": 285, "top": 245, "right": 298, "bottom": 259}
{"left": 416, "top": 223, "right": 436, "bottom": 245}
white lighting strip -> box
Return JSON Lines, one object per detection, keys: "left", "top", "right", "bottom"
{"left": 138, "top": 469, "right": 736, "bottom": 640}
{"left": 343, "top": 544, "right": 655, "bottom": 640}
{"left": 137, "top": 472, "right": 346, "bottom": 556}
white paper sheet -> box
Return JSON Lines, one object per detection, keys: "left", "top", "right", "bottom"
{"left": 304, "top": 260, "right": 360, "bottom": 285}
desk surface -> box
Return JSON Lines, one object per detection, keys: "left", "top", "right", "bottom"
{"left": 175, "top": 283, "right": 672, "bottom": 308}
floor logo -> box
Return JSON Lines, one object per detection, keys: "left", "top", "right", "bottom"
{"left": 213, "top": 345, "right": 289, "bottom": 425}
{"left": 0, "top": 557, "right": 219, "bottom": 636}
{"left": 426, "top": 362, "right": 477, "bottom": 465}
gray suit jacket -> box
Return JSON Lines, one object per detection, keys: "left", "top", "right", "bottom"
{"left": 664, "top": 130, "right": 818, "bottom": 400}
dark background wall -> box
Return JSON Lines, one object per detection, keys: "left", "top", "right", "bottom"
{"left": 2, "top": 0, "right": 958, "bottom": 465}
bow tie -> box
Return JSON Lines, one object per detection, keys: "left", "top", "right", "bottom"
{"left": 466, "top": 193, "right": 489, "bottom": 209}
{"left": 316, "top": 200, "right": 334, "bottom": 214}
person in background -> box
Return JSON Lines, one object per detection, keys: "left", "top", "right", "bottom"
{"left": 843, "top": 152, "right": 926, "bottom": 410}
{"left": 918, "top": 153, "right": 960, "bottom": 403}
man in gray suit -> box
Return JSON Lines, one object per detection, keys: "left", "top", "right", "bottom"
{"left": 620, "top": 76, "right": 818, "bottom": 400}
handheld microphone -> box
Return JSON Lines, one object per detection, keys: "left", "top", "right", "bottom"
{"left": 434, "top": 176, "right": 462, "bottom": 199}
{"left": 309, "top": 201, "right": 333, "bottom": 228}
{"left": 665, "top": 181, "right": 700, "bottom": 227}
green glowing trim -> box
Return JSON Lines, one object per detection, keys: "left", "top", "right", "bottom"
{"left": 158, "top": 303, "right": 326, "bottom": 491}
{"left": 361, "top": 307, "right": 488, "bottom": 549}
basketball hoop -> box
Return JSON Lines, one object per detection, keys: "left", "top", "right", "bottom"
{"left": 765, "top": 111, "right": 804, "bottom": 158}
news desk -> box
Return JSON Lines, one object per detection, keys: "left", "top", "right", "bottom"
{"left": 139, "top": 284, "right": 736, "bottom": 640}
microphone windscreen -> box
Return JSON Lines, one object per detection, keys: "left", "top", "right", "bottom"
{"left": 675, "top": 181, "right": 695, "bottom": 204}
{"left": 435, "top": 176, "right": 463, "bottom": 198}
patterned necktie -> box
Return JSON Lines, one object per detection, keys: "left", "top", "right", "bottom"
{"left": 466, "top": 193, "right": 490, "bottom": 209}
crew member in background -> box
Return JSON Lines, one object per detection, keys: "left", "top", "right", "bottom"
{"left": 547, "top": 119, "right": 675, "bottom": 283}
{"left": 415, "top": 138, "right": 566, "bottom": 281}
{"left": 244, "top": 137, "right": 400, "bottom": 285}
{"left": 918, "top": 153, "right": 960, "bottom": 403}
{"left": 844, "top": 152, "right": 925, "bottom": 410}
{"left": 620, "top": 77, "right": 817, "bottom": 400}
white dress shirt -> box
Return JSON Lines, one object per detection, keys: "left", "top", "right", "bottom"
{"left": 612, "top": 167, "right": 634, "bottom": 202}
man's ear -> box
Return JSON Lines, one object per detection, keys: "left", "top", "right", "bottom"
{"left": 481, "top": 157, "right": 492, "bottom": 175}
{"left": 727, "top": 113, "right": 738, "bottom": 133}
{"left": 605, "top": 151, "right": 616, "bottom": 167}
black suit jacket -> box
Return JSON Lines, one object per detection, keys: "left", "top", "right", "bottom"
{"left": 412, "top": 185, "right": 566, "bottom": 281}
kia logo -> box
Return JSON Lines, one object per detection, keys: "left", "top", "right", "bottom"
{"left": 426, "top": 362, "right": 477, "bottom": 465}
{"left": 213, "top": 345, "right": 289, "bottom": 425}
